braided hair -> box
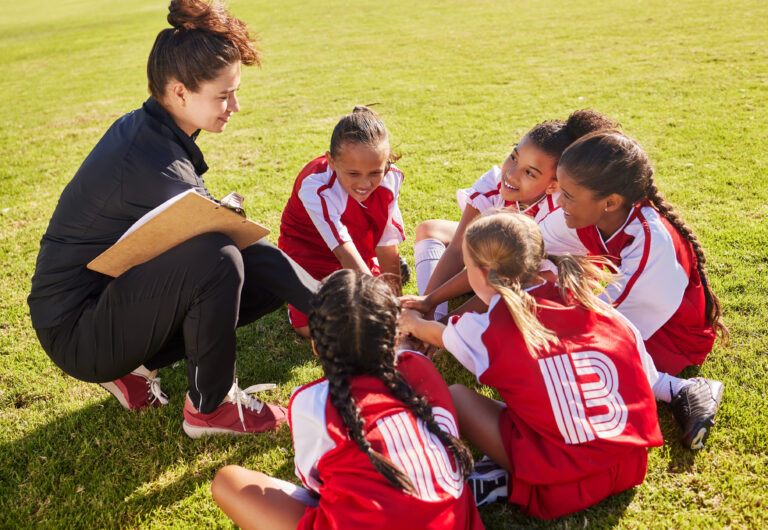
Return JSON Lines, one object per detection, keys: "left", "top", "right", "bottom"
{"left": 307, "top": 270, "right": 473, "bottom": 493}
{"left": 558, "top": 131, "right": 729, "bottom": 341}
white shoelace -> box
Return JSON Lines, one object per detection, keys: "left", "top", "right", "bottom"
{"left": 141, "top": 373, "right": 169, "bottom": 406}
{"left": 226, "top": 378, "right": 277, "bottom": 430}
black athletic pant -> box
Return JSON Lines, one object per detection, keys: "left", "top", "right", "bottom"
{"left": 35, "top": 233, "right": 319, "bottom": 413}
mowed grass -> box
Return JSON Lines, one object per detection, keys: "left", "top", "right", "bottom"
{"left": 1, "top": 0, "right": 767, "bottom": 527}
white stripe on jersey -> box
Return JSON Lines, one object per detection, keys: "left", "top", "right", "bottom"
{"left": 377, "top": 408, "right": 462, "bottom": 501}
{"left": 572, "top": 351, "right": 628, "bottom": 438}
{"left": 417, "top": 416, "right": 463, "bottom": 496}
{"left": 540, "top": 351, "right": 630, "bottom": 444}
{"left": 395, "top": 412, "right": 438, "bottom": 501}
{"left": 539, "top": 356, "right": 595, "bottom": 444}
{"left": 378, "top": 413, "right": 438, "bottom": 501}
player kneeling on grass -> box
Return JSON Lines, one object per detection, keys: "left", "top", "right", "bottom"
{"left": 399, "top": 212, "right": 663, "bottom": 519}
{"left": 211, "top": 270, "right": 484, "bottom": 530}
{"left": 278, "top": 106, "right": 409, "bottom": 338}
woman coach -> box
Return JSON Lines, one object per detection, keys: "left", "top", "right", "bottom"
{"left": 27, "top": 0, "right": 318, "bottom": 437}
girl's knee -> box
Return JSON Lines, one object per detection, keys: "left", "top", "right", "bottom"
{"left": 415, "top": 219, "right": 444, "bottom": 242}
{"left": 211, "top": 465, "right": 244, "bottom": 500}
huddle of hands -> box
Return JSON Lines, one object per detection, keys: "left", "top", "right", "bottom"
{"left": 397, "top": 295, "right": 438, "bottom": 357}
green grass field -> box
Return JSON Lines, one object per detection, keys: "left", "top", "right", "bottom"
{"left": 2, "top": 0, "right": 767, "bottom": 527}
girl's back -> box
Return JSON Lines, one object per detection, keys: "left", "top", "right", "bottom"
{"left": 444, "top": 289, "right": 663, "bottom": 486}
{"left": 290, "top": 351, "right": 483, "bottom": 530}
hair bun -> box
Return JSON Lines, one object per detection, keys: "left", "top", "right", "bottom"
{"left": 565, "top": 109, "right": 620, "bottom": 140}
{"left": 167, "top": 0, "right": 207, "bottom": 30}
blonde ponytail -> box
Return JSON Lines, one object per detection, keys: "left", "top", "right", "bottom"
{"left": 487, "top": 270, "right": 558, "bottom": 356}
{"left": 547, "top": 253, "right": 615, "bottom": 314}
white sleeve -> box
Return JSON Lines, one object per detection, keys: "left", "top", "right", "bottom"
{"left": 442, "top": 297, "right": 499, "bottom": 379}
{"left": 456, "top": 166, "right": 503, "bottom": 214}
{"left": 538, "top": 208, "right": 588, "bottom": 256}
{"left": 290, "top": 382, "right": 336, "bottom": 494}
{"left": 600, "top": 212, "right": 688, "bottom": 340}
{"left": 376, "top": 168, "right": 406, "bottom": 247}
{"left": 296, "top": 173, "right": 352, "bottom": 251}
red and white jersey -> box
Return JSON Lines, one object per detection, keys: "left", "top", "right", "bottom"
{"left": 456, "top": 165, "right": 560, "bottom": 221}
{"left": 443, "top": 292, "right": 663, "bottom": 487}
{"left": 537, "top": 200, "right": 716, "bottom": 374}
{"left": 289, "top": 351, "right": 484, "bottom": 530}
{"left": 279, "top": 156, "right": 406, "bottom": 280}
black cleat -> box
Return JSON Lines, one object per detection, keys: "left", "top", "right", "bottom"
{"left": 467, "top": 457, "right": 508, "bottom": 506}
{"left": 669, "top": 377, "right": 724, "bottom": 450}
{"left": 399, "top": 254, "right": 411, "bottom": 286}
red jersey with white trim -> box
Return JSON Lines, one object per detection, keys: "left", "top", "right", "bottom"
{"left": 289, "top": 350, "right": 484, "bottom": 530}
{"left": 537, "top": 201, "right": 716, "bottom": 374}
{"left": 456, "top": 165, "right": 559, "bottom": 221}
{"left": 442, "top": 293, "right": 663, "bottom": 487}
{"left": 279, "top": 156, "right": 406, "bottom": 280}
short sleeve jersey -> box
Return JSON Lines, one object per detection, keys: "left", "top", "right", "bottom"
{"left": 442, "top": 293, "right": 663, "bottom": 486}
{"left": 278, "top": 156, "right": 405, "bottom": 280}
{"left": 289, "top": 351, "right": 484, "bottom": 530}
{"left": 456, "top": 165, "right": 559, "bottom": 221}
{"left": 537, "top": 201, "right": 716, "bottom": 374}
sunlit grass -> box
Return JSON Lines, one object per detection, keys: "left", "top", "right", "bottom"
{"left": 2, "top": 0, "right": 767, "bottom": 527}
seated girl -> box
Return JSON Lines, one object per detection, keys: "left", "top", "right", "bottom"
{"left": 211, "top": 270, "right": 483, "bottom": 530}
{"left": 279, "top": 106, "right": 406, "bottom": 337}
{"left": 538, "top": 130, "right": 728, "bottom": 448}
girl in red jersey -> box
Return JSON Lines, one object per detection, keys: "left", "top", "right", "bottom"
{"left": 538, "top": 130, "right": 728, "bottom": 448}
{"left": 400, "top": 212, "right": 664, "bottom": 519}
{"left": 279, "top": 106, "right": 406, "bottom": 337}
{"left": 211, "top": 270, "right": 484, "bottom": 530}
{"left": 413, "top": 110, "right": 617, "bottom": 319}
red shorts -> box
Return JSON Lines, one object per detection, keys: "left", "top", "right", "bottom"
{"left": 500, "top": 414, "right": 649, "bottom": 519}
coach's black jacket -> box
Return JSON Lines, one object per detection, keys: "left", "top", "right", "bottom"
{"left": 28, "top": 97, "right": 212, "bottom": 329}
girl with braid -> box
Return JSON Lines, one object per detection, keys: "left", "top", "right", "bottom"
{"left": 211, "top": 270, "right": 483, "bottom": 530}
{"left": 538, "top": 130, "right": 728, "bottom": 449}
{"left": 399, "top": 212, "right": 664, "bottom": 519}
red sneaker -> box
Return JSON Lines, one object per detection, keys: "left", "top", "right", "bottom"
{"left": 182, "top": 380, "right": 287, "bottom": 438}
{"left": 99, "top": 369, "right": 169, "bottom": 410}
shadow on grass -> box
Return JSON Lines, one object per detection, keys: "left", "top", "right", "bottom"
{"left": 0, "top": 312, "right": 313, "bottom": 528}
{"left": 0, "top": 397, "right": 279, "bottom": 527}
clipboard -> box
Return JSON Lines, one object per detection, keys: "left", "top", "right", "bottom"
{"left": 87, "top": 190, "right": 270, "bottom": 277}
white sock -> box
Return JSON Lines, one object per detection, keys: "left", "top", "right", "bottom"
{"left": 414, "top": 238, "right": 448, "bottom": 319}
{"left": 652, "top": 372, "right": 693, "bottom": 402}
{"left": 637, "top": 343, "right": 693, "bottom": 402}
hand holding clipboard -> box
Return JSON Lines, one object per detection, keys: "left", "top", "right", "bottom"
{"left": 87, "top": 190, "right": 269, "bottom": 277}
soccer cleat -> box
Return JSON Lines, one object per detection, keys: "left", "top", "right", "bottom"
{"left": 399, "top": 254, "right": 411, "bottom": 286}
{"left": 182, "top": 379, "right": 287, "bottom": 438}
{"left": 99, "top": 369, "right": 169, "bottom": 410}
{"left": 467, "top": 456, "right": 508, "bottom": 506}
{"left": 669, "top": 377, "right": 724, "bottom": 450}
